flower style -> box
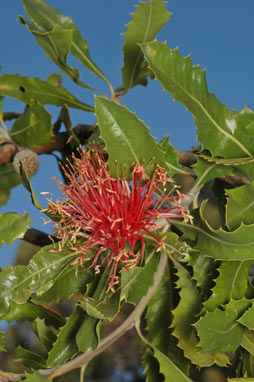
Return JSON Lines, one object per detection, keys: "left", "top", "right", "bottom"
{"left": 46, "top": 147, "right": 188, "bottom": 291}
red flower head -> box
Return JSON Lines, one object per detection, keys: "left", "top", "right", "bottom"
{"left": 46, "top": 147, "right": 188, "bottom": 291}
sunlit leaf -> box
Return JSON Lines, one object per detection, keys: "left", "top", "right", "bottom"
{"left": 37, "top": 264, "right": 94, "bottom": 304}
{"left": 226, "top": 183, "right": 254, "bottom": 230}
{"left": 241, "top": 329, "right": 254, "bottom": 356}
{"left": 238, "top": 302, "right": 254, "bottom": 331}
{"left": 204, "top": 261, "right": 253, "bottom": 312}
{"left": 0, "top": 211, "right": 31, "bottom": 247}
{"left": 24, "top": 372, "right": 52, "bottom": 382}
{"left": 195, "top": 299, "right": 251, "bottom": 353}
{"left": 171, "top": 260, "right": 229, "bottom": 366}
{"left": 141, "top": 41, "right": 254, "bottom": 159}
{"left": 0, "top": 243, "right": 77, "bottom": 317}
{"left": 122, "top": 0, "right": 170, "bottom": 93}
{"left": 176, "top": 203, "right": 254, "bottom": 261}
{"left": 11, "top": 103, "right": 53, "bottom": 147}
{"left": 47, "top": 306, "right": 85, "bottom": 367}
{"left": 22, "top": 0, "right": 112, "bottom": 93}
{"left": 95, "top": 96, "right": 167, "bottom": 178}
{"left": 0, "top": 74, "right": 93, "bottom": 111}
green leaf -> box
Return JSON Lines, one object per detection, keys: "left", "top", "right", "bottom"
{"left": 152, "top": 346, "right": 190, "bottom": 382}
{"left": 188, "top": 251, "right": 216, "bottom": 297}
{"left": 2, "top": 300, "right": 64, "bottom": 328}
{"left": 241, "top": 329, "right": 254, "bottom": 356}
{"left": 121, "top": 252, "right": 158, "bottom": 304}
{"left": 19, "top": 162, "right": 43, "bottom": 211}
{"left": 37, "top": 264, "right": 94, "bottom": 304}
{"left": 0, "top": 74, "right": 93, "bottom": 112}
{"left": 121, "top": 0, "right": 170, "bottom": 93}
{"left": 176, "top": 203, "right": 254, "bottom": 261}
{"left": 81, "top": 290, "right": 120, "bottom": 320}
{"left": 195, "top": 298, "right": 251, "bottom": 353}
{"left": 238, "top": 302, "right": 254, "bottom": 330}
{"left": 95, "top": 96, "right": 167, "bottom": 178}
{"left": 204, "top": 261, "right": 252, "bottom": 312}
{"left": 0, "top": 163, "right": 21, "bottom": 207}
{"left": 145, "top": 260, "right": 189, "bottom": 373}
{"left": 0, "top": 211, "right": 31, "bottom": 247}
{"left": 22, "top": 0, "right": 112, "bottom": 93}
{"left": 33, "top": 318, "right": 57, "bottom": 351}
{"left": 143, "top": 346, "right": 164, "bottom": 382}
{"left": 194, "top": 157, "right": 237, "bottom": 186}
{"left": 24, "top": 372, "right": 52, "bottom": 382}
{"left": 159, "top": 136, "right": 183, "bottom": 174}
{"left": 11, "top": 103, "right": 53, "bottom": 147}
{"left": 15, "top": 345, "right": 46, "bottom": 369}
{"left": 0, "top": 243, "right": 77, "bottom": 317}
{"left": 47, "top": 306, "right": 85, "bottom": 367}
{"left": 171, "top": 260, "right": 228, "bottom": 366}
{"left": 226, "top": 184, "right": 254, "bottom": 230}
{"left": 75, "top": 316, "right": 101, "bottom": 353}
{"left": 141, "top": 41, "right": 254, "bottom": 159}
{"left": 0, "top": 329, "right": 6, "bottom": 352}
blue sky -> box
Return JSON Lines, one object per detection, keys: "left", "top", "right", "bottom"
{"left": 0, "top": 0, "right": 253, "bottom": 268}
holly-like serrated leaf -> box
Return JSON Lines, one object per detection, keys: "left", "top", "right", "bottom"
{"left": 0, "top": 163, "right": 21, "bottom": 207}
{"left": 204, "top": 261, "right": 252, "bottom": 312}
{"left": 141, "top": 41, "right": 254, "bottom": 159}
{"left": 121, "top": 252, "right": 158, "bottom": 304}
{"left": 82, "top": 290, "right": 120, "bottom": 321}
{"left": 241, "top": 329, "right": 254, "bottom": 356}
{"left": 37, "top": 264, "right": 93, "bottom": 304}
{"left": 145, "top": 260, "right": 189, "bottom": 373}
{"left": 226, "top": 184, "right": 254, "bottom": 230}
{"left": 0, "top": 211, "right": 31, "bottom": 247}
{"left": 176, "top": 203, "right": 254, "bottom": 261}
{"left": 188, "top": 251, "right": 216, "bottom": 297}
{"left": 121, "top": 0, "right": 170, "bottom": 93}
{"left": 194, "top": 157, "right": 237, "bottom": 186}
{"left": 0, "top": 74, "right": 93, "bottom": 111}
{"left": 75, "top": 316, "right": 101, "bottom": 353}
{"left": 15, "top": 346, "right": 47, "bottom": 369}
{"left": 195, "top": 299, "right": 251, "bottom": 353}
{"left": 47, "top": 306, "right": 85, "bottom": 367}
{"left": 2, "top": 300, "right": 64, "bottom": 327}
{"left": 171, "top": 260, "right": 229, "bottom": 366}
{"left": 0, "top": 330, "right": 6, "bottom": 352}
{"left": 0, "top": 243, "right": 77, "bottom": 317}
{"left": 95, "top": 96, "right": 167, "bottom": 178}
{"left": 159, "top": 136, "right": 184, "bottom": 174}
{"left": 33, "top": 318, "right": 57, "bottom": 351}
{"left": 22, "top": 0, "right": 112, "bottom": 93}
{"left": 238, "top": 302, "right": 254, "bottom": 330}
{"left": 11, "top": 103, "right": 53, "bottom": 148}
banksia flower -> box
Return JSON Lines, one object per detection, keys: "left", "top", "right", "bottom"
{"left": 45, "top": 147, "right": 188, "bottom": 291}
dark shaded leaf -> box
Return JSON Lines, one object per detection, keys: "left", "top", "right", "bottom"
{"left": 15, "top": 345, "right": 46, "bottom": 369}
{"left": 0, "top": 163, "right": 21, "bottom": 207}
{"left": 0, "top": 329, "right": 6, "bottom": 352}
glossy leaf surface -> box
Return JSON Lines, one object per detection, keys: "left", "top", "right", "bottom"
{"left": 95, "top": 96, "right": 166, "bottom": 178}
{"left": 0, "top": 243, "right": 77, "bottom": 317}
{"left": 22, "top": 0, "right": 112, "bottom": 91}
{"left": 141, "top": 41, "right": 254, "bottom": 159}
{"left": 122, "top": 0, "right": 170, "bottom": 93}
{"left": 0, "top": 74, "right": 93, "bottom": 111}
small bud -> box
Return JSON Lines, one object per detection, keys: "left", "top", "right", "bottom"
{"left": 13, "top": 149, "right": 39, "bottom": 177}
